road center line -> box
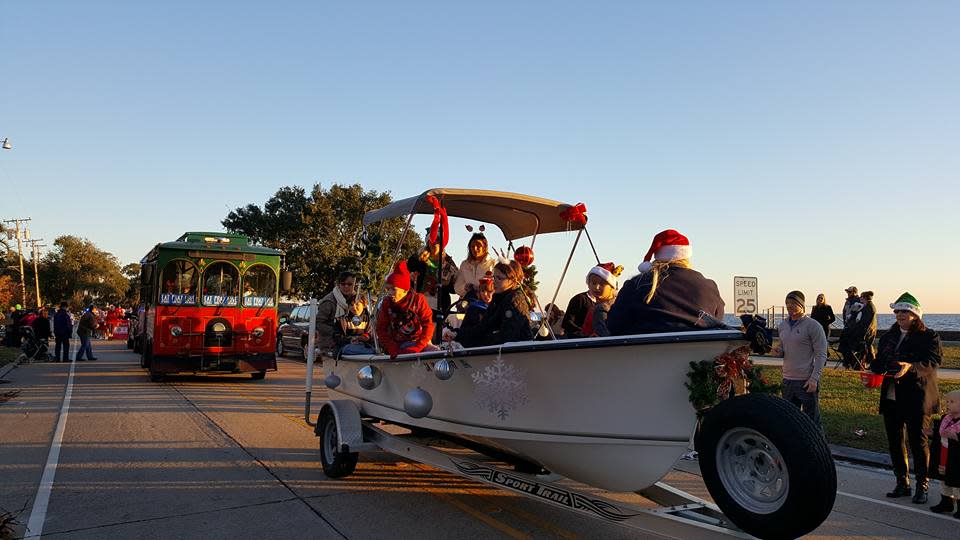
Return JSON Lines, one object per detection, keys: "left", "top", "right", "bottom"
{"left": 836, "top": 490, "right": 959, "bottom": 522}
{"left": 24, "top": 358, "right": 77, "bottom": 538}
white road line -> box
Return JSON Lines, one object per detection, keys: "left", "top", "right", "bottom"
{"left": 836, "top": 490, "right": 959, "bottom": 522}
{"left": 24, "top": 357, "right": 77, "bottom": 538}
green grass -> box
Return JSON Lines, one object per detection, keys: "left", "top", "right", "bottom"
{"left": 761, "top": 341, "right": 960, "bottom": 370}
{"left": 0, "top": 346, "right": 18, "bottom": 368}
{"left": 759, "top": 366, "right": 960, "bottom": 453}
{"left": 941, "top": 342, "right": 960, "bottom": 370}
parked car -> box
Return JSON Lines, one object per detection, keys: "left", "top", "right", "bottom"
{"left": 276, "top": 303, "right": 313, "bottom": 358}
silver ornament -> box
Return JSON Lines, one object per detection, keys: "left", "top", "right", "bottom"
{"left": 434, "top": 359, "right": 455, "bottom": 381}
{"left": 403, "top": 387, "right": 433, "bottom": 418}
{"left": 324, "top": 373, "right": 341, "bottom": 389}
{"left": 357, "top": 365, "right": 382, "bottom": 390}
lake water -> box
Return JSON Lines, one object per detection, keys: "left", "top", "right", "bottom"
{"left": 724, "top": 314, "right": 960, "bottom": 332}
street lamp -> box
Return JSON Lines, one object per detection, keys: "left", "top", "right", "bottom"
{"left": 1, "top": 138, "right": 10, "bottom": 150}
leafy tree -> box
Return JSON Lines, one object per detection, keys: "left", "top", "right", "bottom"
{"left": 223, "top": 183, "right": 421, "bottom": 298}
{"left": 122, "top": 263, "right": 141, "bottom": 306}
{"left": 38, "top": 236, "right": 129, "bottom": 310}
{"left": 0, "top": 275, "right": 17, "bottom": 310}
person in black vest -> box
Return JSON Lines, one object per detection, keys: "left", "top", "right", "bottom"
{"left": 842, "top": 286, "right": 860, "bottom": 327}
{"left": 872, "top": 292, "right": 942, "bottom": 505}
{"left": 607, "top": 229, "right": 724, "bottom": 335}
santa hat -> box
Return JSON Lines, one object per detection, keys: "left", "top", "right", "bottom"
{"left": 637, "top": 229, "right": 692, "bottom": 273}
{"left": 587, "top": 262, "right": 624, "bottom": 289}
{"left": 890, "top": 292, "right": 922, "bottom": 318}
{"left": 385, "top": 261, "right": 411, "bottom": 290}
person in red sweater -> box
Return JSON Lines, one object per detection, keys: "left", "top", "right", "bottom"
{"left": 376, "top": 261, "right": 436, "bottom": 358}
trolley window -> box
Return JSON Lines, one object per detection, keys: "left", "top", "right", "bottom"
{"left": 202, "top": 262, "right": 240, "bottom": 306}
{"left": 242, "top": 265, "right": 277, "bottom": 308}
{"left": 158, "top": 260, "right": 198, "bottom": 305}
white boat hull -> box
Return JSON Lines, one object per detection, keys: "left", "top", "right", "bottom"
{"left": 322, "top": 330, "right": 746, "bottom": 492}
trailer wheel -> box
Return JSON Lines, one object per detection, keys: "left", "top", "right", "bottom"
{"left": 318, "top": 408, "right": 358, "bottom": 478}
{"left": 250, "top": 371, "right": 266, "bottom": 380}
{"left": 698, "top": 393, "right": 836, "bottom": 540}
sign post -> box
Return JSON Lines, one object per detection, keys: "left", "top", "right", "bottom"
{"left": 734, "top": 276, "right": 758, "bottom": 316}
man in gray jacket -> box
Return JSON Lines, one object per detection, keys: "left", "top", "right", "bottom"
{"left": 772, "top": 291, "right": 828, "bottom": 428}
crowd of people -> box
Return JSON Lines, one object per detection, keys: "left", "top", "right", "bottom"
{"left": 310, "top": 227, "right": 726, "bottom": 360}
{"left": 2, "top": 303, "right": 133, "bottom": 362}
{"left": 770, "top": 285, "right": 956, "bottom": 515}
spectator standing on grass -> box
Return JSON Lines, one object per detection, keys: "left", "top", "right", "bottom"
{"left": 53, "top": 302, "right": 73, "bottom": 362}
{"left": 771, "top": 291, "right": 828, "bottom": 428}
{"left": 842, "top": 286, "right": 859, "bottom": 327}
{"left": 810, "top": 294, "right": 836, "bottom": 340}
{"left": 858, "top": 291, "right": 878, "bottom": 366}
{"left": 873, "top": 292, "right": 941, "bottom": 505}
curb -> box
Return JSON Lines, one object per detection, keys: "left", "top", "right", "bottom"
{"left": 0, "top": 354, "right": 23, "bottom": 379}
{"left": 830, "top": 444, "right": 892, "bottom": 469}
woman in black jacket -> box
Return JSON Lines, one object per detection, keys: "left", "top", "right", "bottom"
{"left": 872, "top": 292, "right": 942, "bottom": 504}
{"left": 455, "top": 261, "right": 533, "bottom": 348}
{"left": 810, "top": 293, "right": 836, "bottom": 340}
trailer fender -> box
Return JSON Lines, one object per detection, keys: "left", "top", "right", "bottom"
{"left": 316, "top": 400, "right": 364, "bottom": 453}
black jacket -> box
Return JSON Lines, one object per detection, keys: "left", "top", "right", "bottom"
{"left": 872, "top": 324, "right": 942, "bottom": 416}
{"left": 855, "top": 300, "right": 878, "bottom": 340}
{"left": 810, "top": 304, "right": 835, "bottom": 334}
{"left": 607, "top": 267, "right": 725, "bottom": 335}
{"left": 54, "top": 309, "right": 73, "bottom": 338}
{"left": 457, "top": 288, "right": 532, "bottom": 347}
{"left": 561, "top": 292, "right": 594, "bottom": 338}
{"left": 31, "top": 316, "right": 51, "bottom": 340}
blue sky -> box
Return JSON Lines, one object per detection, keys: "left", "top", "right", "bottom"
{"left": 2, "top": 2, "right": 958, "bottom": 312}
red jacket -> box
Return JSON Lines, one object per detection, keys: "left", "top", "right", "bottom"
{"left": 376, "top": 291, "right": 434, "bottom": 357}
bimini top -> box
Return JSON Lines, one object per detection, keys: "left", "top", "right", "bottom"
{"left": 362, "top": 188, "right": 585, "bottom": 241}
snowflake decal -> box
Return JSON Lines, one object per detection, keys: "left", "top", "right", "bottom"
{"left": 472, "top": 357, "right": 529, "bottom": 420}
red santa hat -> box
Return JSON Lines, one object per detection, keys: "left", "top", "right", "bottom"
{"left": 385, "top": 261, "right": 411, "bottom": 290}
{"left": 637, "top": 229, "right": 692, "bottom": 273}
{"left": 587, "top": 262, "right": 624, "bottom": 289}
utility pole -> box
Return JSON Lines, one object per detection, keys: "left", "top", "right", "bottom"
{"left": 29, "top": 239, "right": 45, "bottom": 308}
{"left": 3, "top": 217, "right": 31, "bottom": 306}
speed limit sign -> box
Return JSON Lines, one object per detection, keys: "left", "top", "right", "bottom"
{"left": 734, "top": 276, "right": 758, "bottom": 315}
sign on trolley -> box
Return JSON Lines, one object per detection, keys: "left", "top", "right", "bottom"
{"left": 734, "top": 276, "right": 758, "bottom": 315}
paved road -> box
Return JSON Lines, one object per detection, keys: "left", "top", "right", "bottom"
{"left": 1, "top": 341, "right": 957, "bottom": 539}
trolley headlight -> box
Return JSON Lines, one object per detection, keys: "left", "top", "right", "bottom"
{"left": 170, "top": 325, "right": 183, "bottom": 337}
{"left": 212, "top": 322, "right": 227, "bottom": 333}
{"left": 251, "top": 327, "right": 265, "bottom": 338}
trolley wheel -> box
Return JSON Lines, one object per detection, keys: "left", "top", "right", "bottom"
{"left": 276, "top": 336, "right": 286, "bottom": 357}
{"left": 250, "top": 370, "right": 266, "bottom": 380}
{"left": 318, "top": 407, "right": 358, "bottom": 478}
{"left": 698, "top": 393, "right": 836, "bottom": 540}
{"left": 149, "top": 369, "right": 164, "bottom": 382}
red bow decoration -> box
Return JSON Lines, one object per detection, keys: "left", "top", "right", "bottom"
{"left": 425, "top": 194, "right": 449, "bottom": 249}
{"left": 713, "top": 346, "right": 752, "bottom": 400}
{"left": 559, "top": 203, "right": 588, "bottom": 225}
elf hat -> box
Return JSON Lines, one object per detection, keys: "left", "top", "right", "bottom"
{"left": 638, "top": 229, "right": 692, "bottom": 272}
{"left": 385, "top": 261, "right": 411, "bottom": 291}
{"left": 587, "top": 262, "right": 624, "bottom": 289}
{"left": 890, "top": 292, "right": 922, "bottom": 318}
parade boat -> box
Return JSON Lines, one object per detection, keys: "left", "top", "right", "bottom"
{"left": 312, "top": 189, "right": 836, "bottom": 540}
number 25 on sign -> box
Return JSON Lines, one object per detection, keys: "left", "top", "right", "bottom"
{"left": 734, "top": 276, "right": 758, "bottom": 315}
